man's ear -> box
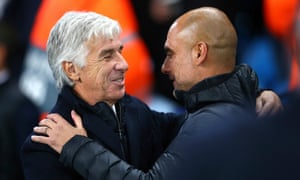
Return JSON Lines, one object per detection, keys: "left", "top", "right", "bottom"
{"left": 62, "top": 61, "right": 80, "bottom": 81}
{"left": 192, "top": 41, "right": 207, "bottom": 65}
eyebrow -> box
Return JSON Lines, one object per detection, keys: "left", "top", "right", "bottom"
{"left": 164, "top": 46, "right": 173, "bottom": 54}
{"left": 98, "top": 44, "right": 124, "bottom": 59}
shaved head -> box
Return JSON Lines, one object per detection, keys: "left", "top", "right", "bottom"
{"left": 162, "top": 7, "right": 240, "bottom": 92}
{"left": 169, "top": 7, "right": 238, "bottom": 71}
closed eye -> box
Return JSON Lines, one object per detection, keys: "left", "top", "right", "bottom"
{"left": 97, "top": 44, "right": 124, "bottom": 61}
{"left": 164, "top": 47, "right": 174, "bottom": 58}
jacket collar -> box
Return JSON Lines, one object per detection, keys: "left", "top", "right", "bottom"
{"left": 58, "top": 86, "right": 128, "bottom": 158}
{"left": 59, "top": 86, "right": 126, "bottom": 114}
{"left": 175, "top": 64, "right": 258, "bottom": 113}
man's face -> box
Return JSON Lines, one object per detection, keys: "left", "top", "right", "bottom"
{"left": 161, "top": 24, "right": 196, "bottom": 92}
{"left": 75, "top": 37, "right": 128, "bottom": 105}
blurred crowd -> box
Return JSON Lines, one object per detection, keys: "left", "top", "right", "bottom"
{"left": 0, "top": 0, "right": 299, "bottom": 179}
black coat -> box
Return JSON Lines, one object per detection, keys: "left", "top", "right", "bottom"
{"left": 249, "top": 91, "right": 300, "bottom": 180}
{"left": 58, "top": 64, "right": 262, "bottom": 179}
{"left": 21, "top": 86, "right": 181, "bottom": 180}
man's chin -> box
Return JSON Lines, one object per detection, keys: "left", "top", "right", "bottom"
{"left": 117, "top": 90, "right": 126, "bottom": 97}
{"left": 117, "top": 89, "right": 126, "bottom": 98}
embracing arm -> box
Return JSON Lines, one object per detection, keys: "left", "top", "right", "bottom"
{"left": 59, "top": 135, "right": 174, "bottom": 180}
{"left": 30, "top": 90, "right": 282, "bottom": 179}
{"left": 31, "top": 90, "right": 282, "bottom": 153}
{"left": 32, "top": 111, "right": 179, "bottom": 180}
{"left": 33, "top": 109, "right": 259, "bottom": 180}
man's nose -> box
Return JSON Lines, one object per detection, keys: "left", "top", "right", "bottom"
{"left": 116, "top": 54, "right": 129, "bottom": 71}
{"left": 161, "top": 62, "right": 168, "bottom": 74}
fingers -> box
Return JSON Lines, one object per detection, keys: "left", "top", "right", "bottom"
{"left": 256, "top": 98, "right": 263, "bottom": 115}
{"left": 31, "top": 126, "right": 51, "bottom": 144}
{"left": 33, "top": 126, "right": 49, "bottom": 135}
{"left": 39, "top": 118, "right": 56, "bottom": 129}
{"left": 256, "top": 97, "right": 274, "bottom": 117}
{"left": 257, "top": 99, "right": 281, "bottom": 117}
{"left": 38, "top": 112, "right": 78, "bottom": 131}
{"left": 31, "top": 135, "right": 50, "bottom": 144}
{"left": 256, "top": 90, "right": 284, "bottom": 117}
{"left": 71, "top": 110, "right": 88, "bottom": 136}
{"left": 46, "top": 113, "right": 65, "bottom": 123}
{"left": 35, "top": 113, "right": 68, "bottom": 136}
{"left": 257, "top": 104, "right": 271, "bottom": 118}
{"left": 43, "top": 113, "right": 72, "bottom": 128}
{"left": 71, "top": 110, "right": 83, "bottom": 128}
{"left": 31, "top": 110, "right": 87, "bottom": 154}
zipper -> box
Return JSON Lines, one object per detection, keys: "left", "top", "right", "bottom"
{"left": 115, "top": 103, "right": 128, "bottom": 160}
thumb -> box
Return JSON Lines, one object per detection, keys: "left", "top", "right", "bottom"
{"left": 71, "top": 110, "right": 83, "bottom": 128}
{"left": 256, "top": 98, "right": 264, "bottom": 117}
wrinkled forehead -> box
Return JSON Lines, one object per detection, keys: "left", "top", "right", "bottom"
{"left": 91, "top": 37, "right": 124, "bottom": 55}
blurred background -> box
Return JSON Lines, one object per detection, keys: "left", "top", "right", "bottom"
{"left": 0, "top": 0, "right": 299, "bottom": 179}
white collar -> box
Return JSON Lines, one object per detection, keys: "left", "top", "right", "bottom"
{"left": 111, "top": 104, "right": 117, "bottom": 116}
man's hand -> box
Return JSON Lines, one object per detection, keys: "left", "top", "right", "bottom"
{"left": 31, "top": 110, "right": 87, "bottom": 153}
{"left": 256, "top": 90, "right": 283, "bottom": 117}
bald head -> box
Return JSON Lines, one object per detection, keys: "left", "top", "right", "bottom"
{"left": 170, "top": 7, "right": 238, "bottom": 71}
{"left": 162, "top": 7, "right": 240, "bottom": 92}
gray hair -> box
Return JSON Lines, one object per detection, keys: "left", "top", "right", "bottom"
{"left": 47, "top": 11, "right": 121, "bottom": 89}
